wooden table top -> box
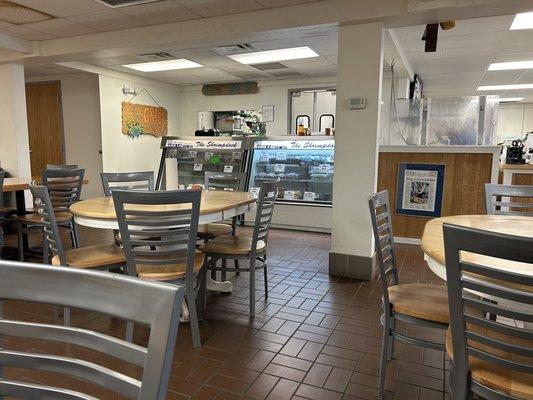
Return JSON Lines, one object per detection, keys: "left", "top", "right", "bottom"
{"left": 421, "top": 215, "right": 533, "bottom": 285}
{"left": 499, "top": 163, "right": 533, "bottom": 171}
{"left": 70, "top": 190, "right": 257, "bottom": 219}
{"left": 3, "top": 177, "right": 89, "bottom": 192}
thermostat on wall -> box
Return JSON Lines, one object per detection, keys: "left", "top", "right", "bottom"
{"left": 349, "top": 97, "right": 367, "bottom": 109}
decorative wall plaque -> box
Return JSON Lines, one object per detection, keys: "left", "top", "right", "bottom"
{"left": 121, "top": 101, "right": 168, "bottom": 138}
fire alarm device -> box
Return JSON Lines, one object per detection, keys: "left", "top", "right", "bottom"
{"left": 349, "top": 98, "right": 367, "bottom": 110}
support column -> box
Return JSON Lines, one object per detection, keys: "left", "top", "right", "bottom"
{"left": 330, "top": 22, "right": 384, "bottom": 280}
{"left": 0, "top": 63, "right": 31, "bottom": 178}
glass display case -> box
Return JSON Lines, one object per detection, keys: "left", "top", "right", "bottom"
{"left": 248, "top": 137, "right": 334, "bottom": 205}
{"left": 156, "top": 136, "right": 255, "bottom": 190}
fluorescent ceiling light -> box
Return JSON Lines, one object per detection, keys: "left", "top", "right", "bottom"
{"left": 478, "top": 84, "right": 533, "bottom": 91}
{"left": 488, "top": 60, "right": 533, "bottom": 71}
{"left": 122, "top": 59, "right": 202, "bottom": 72}
{"left": 498, "top": 97, "right": 524, "bottom": 102}
{"left": 228, "top": 46, "right": 318, "bottom": 65}
{"left": 510, "top": 12, "right": 533, "bottom": 30}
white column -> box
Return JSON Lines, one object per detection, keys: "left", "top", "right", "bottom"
{"left": 330, "top": 22, "right": 384, "bottom": 279}
{"left": 0, "top": 63, "right": 31, "bottom": 177}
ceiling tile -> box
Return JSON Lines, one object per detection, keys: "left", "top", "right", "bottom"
{"left": 22, "top": 18, "right": 97, "bottom": 37}
{"left": 66, "top": 10, "right": 146, "bottom": 32}
{"left": 9, "top": 0, "right": 109, "bottom": 17}
{"left": 0, "top": 24, "right": 55, "bottom": 39}
{"left": 256, "top": 0, "right": 319, "bottom": 6}
{"left": 118, "top": 0, "right": 201, "bottom": 24}
{"left": 176, "top": 0, "right": 262, "bottom": 18}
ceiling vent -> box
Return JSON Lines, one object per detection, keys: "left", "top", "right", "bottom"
{"left": 268, "top": 70, "right": 305, "bottom": 78}
{"left": 136, "top": 52, "right": 176, "bottom": 62}
{"left": 213, "top": 43, "right": 261, "bottom": 56}
{"left": 95, "top": 0, "right": 163, "bottom": 8}
{"left": 250, "top": 62, "right": 288, "bottom": 71}
{"left": 0, "top": 1, "right": 52, "bottom": 24}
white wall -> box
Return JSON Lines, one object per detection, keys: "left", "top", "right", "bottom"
{"left": 496, "top": 103, "right": 533, "bottom": 143}
{"left": 26, "top": 73, "right": 103, "bottom": 199}
{"left": 98, "top": 75, "right": 180, "bottom": 175}
{"left": 179, "top": 77, "right": 336, "bottom": 136}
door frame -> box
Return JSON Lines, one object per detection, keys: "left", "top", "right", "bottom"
{"left": 287, "top": 86, "right": 336, "bottom": 136}
{"left": 26, "top": 80, "right": 67, "bottom": 169}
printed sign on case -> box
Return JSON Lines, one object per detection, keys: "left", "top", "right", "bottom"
{"left": 204, "top": 152, "right": 214, "bottom": 161}
{"left": 259, "top": 153, "right": 269, "bottom": 163}
{"left": 303, "top": 191, "right": 316, "bottom": 201}
{"left": 274, "top": 164, "right": 285, "bottom": 173}
{"left": 193, "top": 163, "right": 203, "bottom": 172}
{"left": 395, "top": 163, "right": 445, "bottom": 218}
{"left": 188, "top": 150, "right": 198, "bottom": 158}
{"left": 318, "top": 164, "right": 329, "bottom": 173}
{"left": 276, "top": 152, "right": 287, "bottom": 161}
{"left": 284, "top": 191, "right": 297, "bottom": 200}
{"left": 250, "top": 187, "right": 260, "bottom": 198}
{"left": 223, "top": 165, "right": 234, "bottom": 173}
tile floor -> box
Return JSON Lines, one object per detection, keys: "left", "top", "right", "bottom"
{"left": 1, "top": 226, "right": 449, "bottom": 400}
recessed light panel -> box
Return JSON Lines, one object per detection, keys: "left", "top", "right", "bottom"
{"left": 122, "top": 59, "right": 202, "bottom": 72}
{"left": 228, "top": 46, "right": 319, "bottom": 65}
{"left": 510, "top": 12, "right": 533, "bottom": 30}
{"left": 488, "top": 60, "right": 533, "bottom": 71}
{"left": 478, "top": 84, "right": 533, "bottom": 91}
{"left": 499, "top": 97, "right": 524, "bottom": 102}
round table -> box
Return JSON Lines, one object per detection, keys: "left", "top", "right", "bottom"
{"left": 70, "top": 190, "right": 257, "bottom": 296}
{"left": 421, "top": 215, "right": 533, "bottom": 312}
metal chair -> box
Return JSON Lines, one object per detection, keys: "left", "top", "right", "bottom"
{"left": 101, "top": 171, "right": 155, "bottom": 196}
{"left": 443, "top": 223, "right": 533, "bottom": 400}
{"left": 46, "top": 164, "right": 79, "bottom": 170}
{"left": 200, "top": 181, "right": 278, "bottom": 317}
{"left": 112, "top": 189, "right": 203, "bottom": 348}
{"left": 0, "top": 259, "right": 183, "bottom": 400}
{"left": 30, "top": 184, "right": 126, "bottom": 325}
{"left": 368, "top": 190, "right": 449, "bottom": 399}
{"left": 16, "top": 168, "right": 85, "bottom": 261}
{"left": 484, "top": 183, "right": 533, "bottom": 216}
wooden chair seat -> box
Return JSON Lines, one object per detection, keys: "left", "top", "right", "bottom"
{"left": 197, "top": 223, "right": 233, "bottom": 240}
{"left": 52, "top": 243, "right": 126, "bottom": 268}
{"left": 446, "top": 326, "right": 533, "bottom": 400}
{"left": 137, "top": 252, "right": 204, "bottom": 282}
{"left": 199, "top": 235, "right": 266, "bottom": 256}
{"left": 388, "top": 283, "right": 449, "bottom": 323}
{"left": 0, "top": 207, "right": 14, "bottom": 214}
{"left": 18, "top": 211, "right": 72, "bottom": 224}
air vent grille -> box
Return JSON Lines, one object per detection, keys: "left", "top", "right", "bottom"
{"left": 213, "top": 44, "right": 261, "bottom": 56}
{"left": 251, "top": 62, "right": 288, "bottom": 71}
{"left": 95, "top": 0, "right": 163, "bottom": 8}
{"left": 136, "top": 52, "right": 176, "bottom": 62}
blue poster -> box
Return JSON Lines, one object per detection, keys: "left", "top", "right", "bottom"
{"left": 395, "top": 163, "right": 445, "bottom": 217}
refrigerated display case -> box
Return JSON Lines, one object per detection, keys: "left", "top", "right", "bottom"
{"left": 156, "top": 136, "right": 255, "bottom": 190}
{"left": 248, "top": 137, "right": 334, "bottom": 206}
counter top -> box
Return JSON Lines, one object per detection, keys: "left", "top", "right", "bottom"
{"left": 499, "top": 163, "right": 533, "bottom": 170}
{"left": 379, "top": 145, "right": 501, "bottom": 153}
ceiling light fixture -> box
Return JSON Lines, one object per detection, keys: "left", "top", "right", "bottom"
{"left": 510, "top": 11, "right": 533, "bottom": 30}
{"left": 228, "top": 46, "right": 319, "bottom": 65}
{"left": 498, "top": 97, "right": 524, "bottom": 102}
{"left": 488, "top": 60, "right": 533, "bottom": 71}
{"left": 122, "top": 59, "right": 202, "bottom": 72}
{"left": 478, "top": 84, "right": 533, "bottom": 91}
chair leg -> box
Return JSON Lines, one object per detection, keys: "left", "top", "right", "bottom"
{"left": 387, "top": 317, "right": 395, "bottom": 361}
{"left": 42, "top": 233, "right": 49, "bottom": 264}
{"left": 187, "top": 285, "right": 201, "bottom": 348}
{"left": 249, "top": 258, "right": 256, "bottom": 317}
{"left": 125, "top": 321, "right": 134, "bottom": 342}
{"left": 221, "top": 258, "right": 227, "bottom": 281}
{"left": 378, "top": 314, "right": 391, "bottom": 400}
{"left": 63, "top": 307, "right": 71, "bottom": 327}
{"left": 234, "top": 259, "right": 240, "bottom": 275}
{"left": 263, "top": 260, "right": 268, "bottom": 299}
{"left": 69, "top": 221, "right": 80, "bottom": 248}
{"left": 17, "top": 223, "right": 24, "bottom": 262}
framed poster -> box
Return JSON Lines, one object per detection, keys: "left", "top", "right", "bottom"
{"left": 395, "top": 163, "right": 445, "bottom": 217}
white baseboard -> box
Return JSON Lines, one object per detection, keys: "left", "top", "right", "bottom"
{"left": 394, "top": 236, "right": 421, "bottom": 245}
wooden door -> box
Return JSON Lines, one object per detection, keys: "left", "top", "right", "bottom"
{"left": 26, "top": 82, "right": 65, "bottom": 176}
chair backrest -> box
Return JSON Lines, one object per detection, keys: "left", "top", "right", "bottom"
{"left": 112, "top": 189, "right": 201, "bottom": 278}
{"left": 0, "top": 259, "right": 183, "bottom": 400}
{"left": 46, "top": 164, "right": 79, "bottom": 170}
{"left": 204, "top": 171, "right": 246, "bottom": 191}
{"left": 484, "top": 183, "right": 533, "bottom": 216}
{"left": 41, "top": 168, "right": 85, "bottom": 213}
{"left": 101, "top": 172, "right": 155, "bottom": 197}
{"left": 368, "top": 191, "right": 399, "bottom": 307}
{"left": 29, "top": 184, "right": 67, "bottom": 265}
{"left": 251, "top": 181, "right": 279, "bottom": 255}
{"left": 443, "top": 223, "right": 533, "bottom": 392}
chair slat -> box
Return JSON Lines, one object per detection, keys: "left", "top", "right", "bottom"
{"left": 0, "top": 350, "right": 141, "bottom": 398}
{"left": 0, "top": 320, "right": 147, "bottom": 366}
{"left": 462, "top": 277, "right": 533, "bottom": 304}
{"left": 466, "top": 331, "right": 533, "bottom": 357}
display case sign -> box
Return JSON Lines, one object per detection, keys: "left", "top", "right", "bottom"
{"left": 274, "top": 164, "right": 285, "bottom": 173}
{"left": 284, "top": 191, "right": 297, "bottom": 200}
{"left": 223, "top": 165, "right": 234, "bottom": 173}
{"left": 276, "top": 152, "right": 287, "bottom": 161}
{"left": 122, "top": 102, "right": 168, "bottom": 138}
{"left": 395, "top": 163, "right": 445, "bottom": 217}
{"left": 250, "top": 187, "right": 260, "bottom": 198}
{"left": 204, "top": 152, "right": 214, "bottom": 161}
{"left": 188, "top": 150, "right": 197, "bottom": 158}
{"left": 318, "top": 164, "right": 329, "bottom": 173}
{"left": 193, "top": 163, "right": 203, "bottom": 172}
{"left": 255, "top": 140, "right": 335, "bottom": 150}
{"left": 303, "top": 191, "right": 316, "bottom": 201}
{"left": 259, "top": 153, "right": 269, "bottom": 162}
{"left": 164, "top": 139, "right": 242, "bottom": 149}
